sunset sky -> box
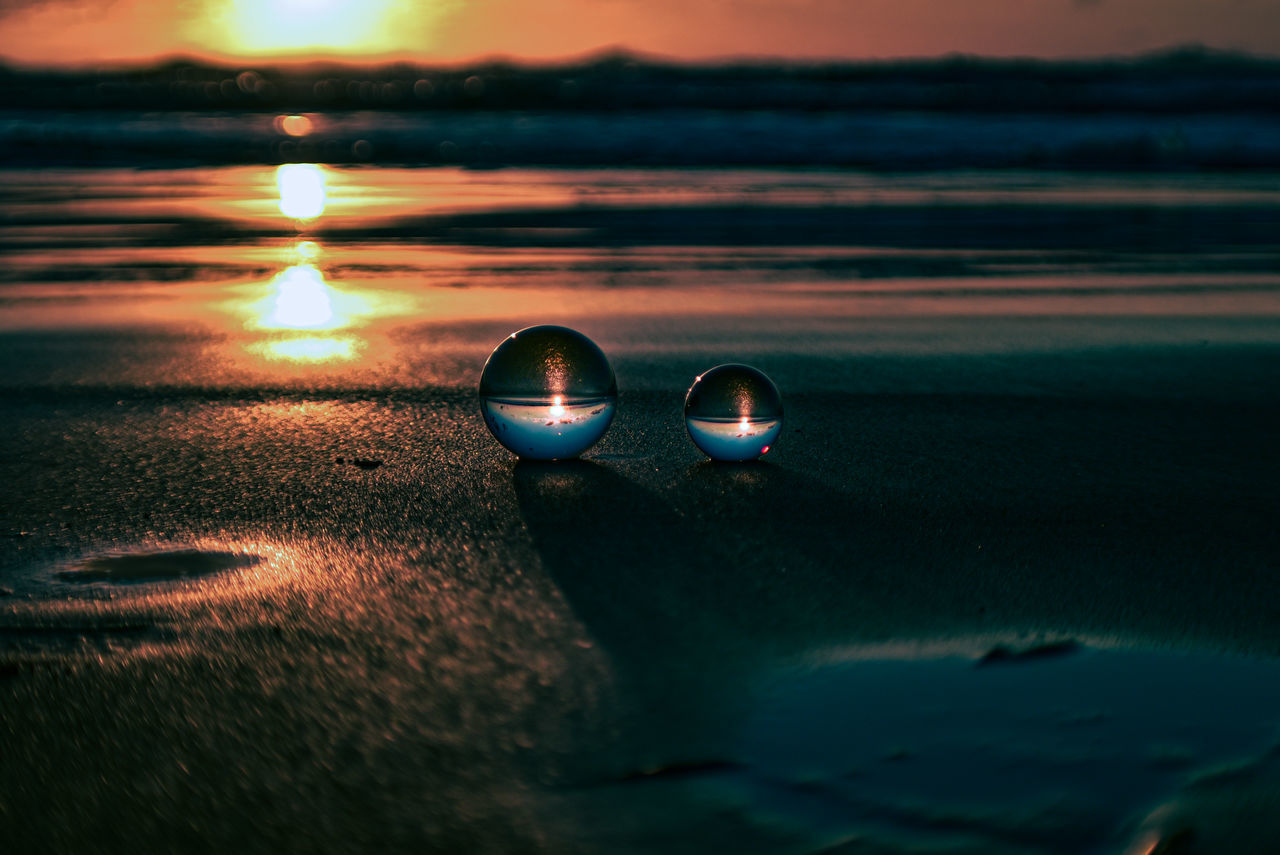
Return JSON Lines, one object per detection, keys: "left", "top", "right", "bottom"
{"left": 1, "top": 0, "right": 1279, "bottom": 67}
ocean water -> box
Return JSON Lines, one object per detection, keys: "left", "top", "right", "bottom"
{"left": 3, "top": 57, "right": 1278, "bottom": 374}
{"left": 1, "top": 163, "right": 1277, "bottom": 393}
{"left": 5, "top": 51, "right": 1280, "bottom": 169}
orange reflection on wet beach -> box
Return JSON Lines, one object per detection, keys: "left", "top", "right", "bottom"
{"left": 263, "top": 264, "right": 335, "bottom": 329}
{"left": 261, "top": 335, "right": 360, "bottom": 362}
{"left": 244, "top": 257, "right": 389, "bottom": 362}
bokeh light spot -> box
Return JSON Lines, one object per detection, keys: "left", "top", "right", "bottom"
{"left": 275, "top": 114, "right": 314, "bottom": 137}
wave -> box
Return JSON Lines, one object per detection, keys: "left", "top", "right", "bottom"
{"left": 4, "top": 46, "right": 1280, "bottom": 114}
{"left": 3, "top": 108, "right": 1279, "bottom": 169}
{"left": 3, "top": 48, "right": 1280, "bottom": 169}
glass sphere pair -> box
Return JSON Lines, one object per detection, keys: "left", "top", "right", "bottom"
{"left": 479, "top": 325, "right": 782, "bottom": 461}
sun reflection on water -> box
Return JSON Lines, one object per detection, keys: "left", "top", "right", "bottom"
{"left": 243, "top": 256, "right": 383, "bottom": 362}
{"left": 277, "top": 163, "right": 327, "bottom": 220}
{"left": 233, "top": 167, "right": 418, "bottom": 366}
{"left": 264, "top": 265, "right": 335, "bottom": 329}
{"left": 293, "top": 240, "right": 322, "bottom": 262}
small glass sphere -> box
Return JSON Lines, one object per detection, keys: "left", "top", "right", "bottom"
{"left": 684, "top": 364, "right": 783, "bottom": 461}
{"left": 479, "top": 325, "right": 617, "bottom": 460}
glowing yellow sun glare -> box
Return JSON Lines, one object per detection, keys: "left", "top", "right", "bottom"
{"left": 216, "top": 0, "right": 408, "bottom": 55}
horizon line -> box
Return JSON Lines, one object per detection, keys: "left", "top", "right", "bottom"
{"left": 3, "top": 41, "right": 1277, "bottom": 74}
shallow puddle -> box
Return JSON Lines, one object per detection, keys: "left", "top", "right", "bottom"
{"left": 54, "top": 548, "right": 262, "bottom": 584}
{"left": 558, "top": 641, "right": 1280, "bottom": 855}
{"left": 739, "top": 643, "right": 1280, "bottom": 852}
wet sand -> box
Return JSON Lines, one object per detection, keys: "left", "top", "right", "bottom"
{"left": 2, "top": 166, "right": 1279, "bottom": 853}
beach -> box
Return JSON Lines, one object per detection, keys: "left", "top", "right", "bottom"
{"left": 2, "top": 91, "right": 1280, "bottom": 853}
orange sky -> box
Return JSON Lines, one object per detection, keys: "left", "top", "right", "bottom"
{"left": 1, "top": 0, "right": 1279, "bottom": 66}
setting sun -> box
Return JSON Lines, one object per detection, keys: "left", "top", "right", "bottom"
{"left": 211, "top": 0, "right": 416, "bottom": 56}
{"left": 2, "top": 0, "right": 1280, "bottom": 66}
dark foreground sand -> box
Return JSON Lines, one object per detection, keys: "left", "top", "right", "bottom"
{"left": 2, "top": 340, "right": 1279, "bottom": 854}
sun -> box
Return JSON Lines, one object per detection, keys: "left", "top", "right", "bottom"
{"left": 205, "top": 0, "right": 421, "bottom": 56}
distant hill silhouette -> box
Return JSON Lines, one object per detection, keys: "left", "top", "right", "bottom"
{"left": 3, "top": 46, "right": 1278, "bottom": 113}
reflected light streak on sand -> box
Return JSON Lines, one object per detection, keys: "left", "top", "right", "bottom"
{"left": 258, "top": 335, "right": 361, "bottom": 362}
{"left": 274, "top": 114, "right": 315, "bottom": 137}
{"left": 277, "top": 163, "right": 327, "bottom": 220}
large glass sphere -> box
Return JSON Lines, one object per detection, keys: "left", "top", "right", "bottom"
{"left": 479, "top": 325, "right": 618, "bottom": 460}
{"left": 684, "top": 364, "right": 783, "bottom": 461}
